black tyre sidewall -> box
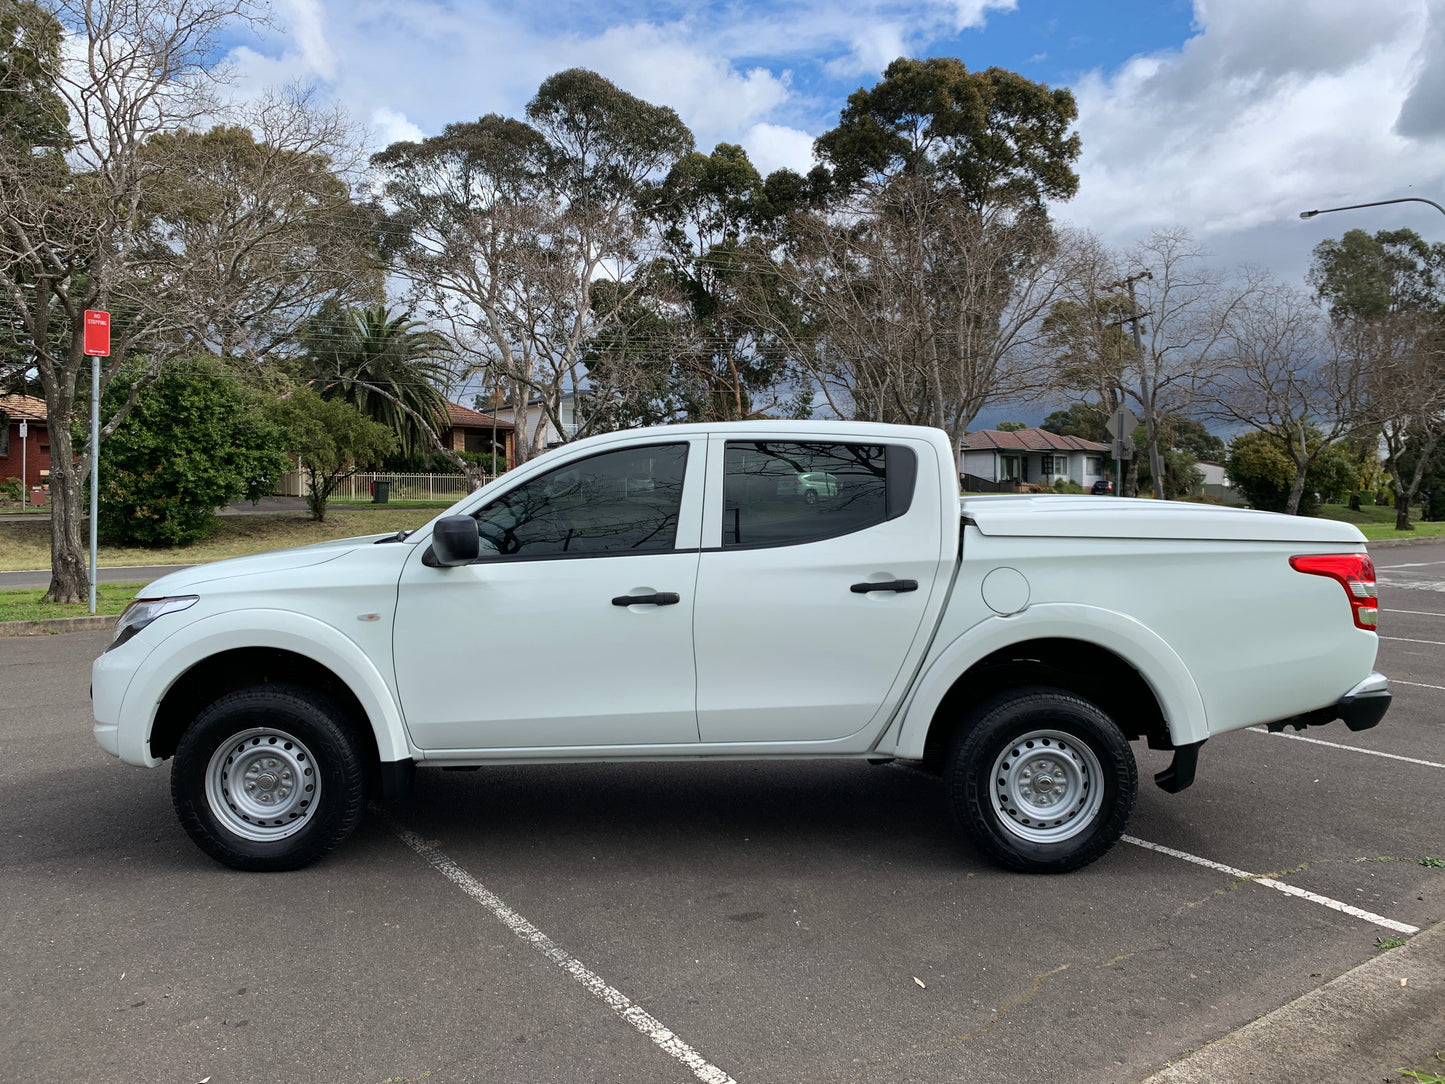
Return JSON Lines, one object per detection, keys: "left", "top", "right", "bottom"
{"left": 947, "top": 687, "right": 1137, "bottom": 874}
{"left": 171, "top": 684, "right": 368, "bottom": 872}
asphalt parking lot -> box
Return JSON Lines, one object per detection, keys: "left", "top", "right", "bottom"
{"left": 2, "top": 544, "right": 1442, "bottom": 1084}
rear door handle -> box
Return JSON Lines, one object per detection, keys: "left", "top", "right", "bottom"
{"left": 850, "top": 579, "right": 919, "bottom": 594}
{"left": 612, "top": 592, "right": 681, "bottom": 607}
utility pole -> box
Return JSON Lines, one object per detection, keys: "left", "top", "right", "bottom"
{"left": 1105, "top": 271, "right": 1163, "bottom": 499}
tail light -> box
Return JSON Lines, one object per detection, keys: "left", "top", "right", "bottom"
{"left": 1289, "top": 553, "right": 1378, "bottom": 631}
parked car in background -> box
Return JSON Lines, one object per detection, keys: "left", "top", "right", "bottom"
{"left": 1091, "top": 479, "right": 1114, "bottom": 495}
{"left": 779, "top": 471, "right": 839, "bottom": 503}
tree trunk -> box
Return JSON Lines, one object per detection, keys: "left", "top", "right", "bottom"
{"left": 44, "top": 418, "right": 90, "bottom": 603}
{"left": 1284, "top": 467, "right": 1309, "bottom": 516}
{"left": 1395, "top": 491, "right": 1413, "bottom": 532}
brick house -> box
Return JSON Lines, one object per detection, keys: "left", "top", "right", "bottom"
{"left": 0, "top": 394, "right": 50, "bottom": 504}
{"left": 444, "top": 401, "right": 514, "bottom": 467}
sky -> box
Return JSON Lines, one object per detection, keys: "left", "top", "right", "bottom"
{"left": 224, "top": 0, "right": 1445, "bottom": 423}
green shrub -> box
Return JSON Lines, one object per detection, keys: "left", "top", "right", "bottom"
{"left": 97, "top": 364, "right": 291, "bottom": 546}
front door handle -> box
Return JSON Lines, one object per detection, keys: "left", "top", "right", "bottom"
{"left": 612, "top": 592, "right": 681, "bottom": 607}
{"left": 850, "top": 579, "right": 919, "bottom": 594}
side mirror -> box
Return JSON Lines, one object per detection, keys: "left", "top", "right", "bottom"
{"left": 429, "top": 515, "right": 481, "bottom": 567}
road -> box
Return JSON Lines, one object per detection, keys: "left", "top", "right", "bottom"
{"left": 1, "top": 542, "right": 1441, "bottom": 1083}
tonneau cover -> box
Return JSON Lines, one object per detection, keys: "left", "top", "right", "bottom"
{"left": 959, "top": 494, "right": 1366, "bottom": 544}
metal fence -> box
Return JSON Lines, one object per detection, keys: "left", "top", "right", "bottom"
{"left": 274, "top": 470, "right": 495, "bottom": 503}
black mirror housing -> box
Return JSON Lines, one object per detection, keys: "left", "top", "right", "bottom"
{"left": 429, "top": 515, "right": 481, "bottom": 566}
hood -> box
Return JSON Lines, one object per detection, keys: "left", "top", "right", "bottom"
{"left": 138, "top": 533, "right": 406, "bottom": 596}
{"left": 959, "top": 495, "right": 1366, "bottom": 545}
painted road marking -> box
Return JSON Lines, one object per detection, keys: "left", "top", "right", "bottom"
{"left": 1376, "top": 561, "right": 1445, "bottom": 569}
{"left": 391, "top": 825, "right": 738, "bottom": 1084}
{"left": 1379, "top": 636, "right": 1445, "bottom": 646}
{"left": 1124, "top": 836, "right": 1420, "bottom": 935}
{"left": 1392, "top": 678, "right": 1445, "bottom": 691}
{"left": 1382, "top": 609, "right": 1445, "bottom": 617}
{"left": 1247, "top": 727, "right": 1445, "bottom": 769}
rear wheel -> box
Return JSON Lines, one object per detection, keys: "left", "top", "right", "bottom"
{"left": 171, "top": 684, "right": 369, "bottom": 871}
{"left": 945, "top": 687, "right": 1136, "bottom": 873}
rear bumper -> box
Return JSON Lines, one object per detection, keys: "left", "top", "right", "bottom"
{"left": 1267, "top": 672, "right": 1392, "bottom": 735}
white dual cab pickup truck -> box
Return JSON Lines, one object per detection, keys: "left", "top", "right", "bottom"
{"left": 93, "top": 421, "right": 1391, "bottom": 874}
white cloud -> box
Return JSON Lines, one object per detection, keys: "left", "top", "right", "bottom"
{"left": 370, "top": 107, "right": 424, "bottom": 147}
{"left": 1059, "top": 0, "right": 1445, "bottom": 267}
{"left": 743, "top": 122, "right": 816, "bottom": 175}
{"left": 557, "top": 23, "right": 791, "bottom": 138}
{"left": 276, "top": 0, "right": 336, "bottom": 82}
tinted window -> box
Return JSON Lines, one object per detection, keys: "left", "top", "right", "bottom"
{"left": 723, "top": 441, "right": 887, "bottom": 547}
{"left": 475, "top": 444, "right": 688, "bottom": 558}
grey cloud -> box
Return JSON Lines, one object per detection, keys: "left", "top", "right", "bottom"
{"left": 1395, "top": 3, "right": 1445, "bottom": 140}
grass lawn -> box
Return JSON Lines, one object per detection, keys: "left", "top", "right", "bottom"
{"left": 0, "top": 582, "right": 145, "bottom": 623}
{"left": 0, "top": 507, "right": 436, "bottom": 572}
{"left": 1314, "top": 503, "right": 1445, "bottom": 541}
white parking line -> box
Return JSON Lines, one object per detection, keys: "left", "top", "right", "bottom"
{"left": 1247, "top": 727, "right": 1445, "bottom": 769}
{"left": 1382, "top": 609, "right": 1445, "bottom": 617}
{"left": 1379, "top": 636, "right": 1445, "bottom": 646}
{"left": 1393, "top": 678, "right": 1445, "bottom": 692}
{"left": 391, "top": 826, "right": 738, "bottom": 1084}
{"left": 1123, "top": 836, "right": 1420, "bottom": 935}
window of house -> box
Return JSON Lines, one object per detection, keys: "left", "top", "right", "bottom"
{"left": 472, "top": 443, "right": 687, "bottom": 558}
{"left": 1000, "top": 455, "right": 1020, "bottom": 480}
{"left": 1087, "top": 456, "right": 1104, "bottom": 475}
{"left": 722, "top": 441, "right": 908, "bottom": 547}
{"left": 1040, "top": 454, "right": 1058, "bottom": 475}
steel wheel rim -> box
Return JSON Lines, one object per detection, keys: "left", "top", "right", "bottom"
{"left": 205, "top": 727, "right": 321, "bottom": 842}
{"left": 989, "top": 728, "right": 1105, "bottom": 844}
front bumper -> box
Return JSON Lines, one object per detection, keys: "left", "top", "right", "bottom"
{"left": 1268, "top": 671, "right": 1392, "bottom": 734}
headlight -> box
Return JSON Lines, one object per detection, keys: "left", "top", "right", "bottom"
{"left": 105, "top": 595, "right": 199, "bottom": 652}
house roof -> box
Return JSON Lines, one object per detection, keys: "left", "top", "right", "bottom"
{"left": 959, "top": 427, "right": 1109, "bottom": 453}
{"left": 447, "top": 401, "right": 514, "bottom": 430}
{"left": 0, "top": 394, "right": 46, "bottom": 423}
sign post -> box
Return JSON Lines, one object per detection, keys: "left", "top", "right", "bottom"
{"left": 1105, "top": 406, "right": 1139, "bottom": 492}
{"left": 18, "top": 419, "right": 25, "bottom": 510}
{"left": 83, "top": 310, "right": 110, "bottom": 614}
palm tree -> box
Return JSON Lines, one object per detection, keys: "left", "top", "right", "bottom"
{"left": 300, "top": 303, "right": 455, "bottom": 459}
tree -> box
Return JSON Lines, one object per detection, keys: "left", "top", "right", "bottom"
{"left": 1225, "top": 428, "right": 1353, "bottom": 515}
{"left": 268, "top": 388, "right": 397, "bottom": 521}
{"left": 746, "top": 59, "right": 1082, "bottom": 455}
{"left": 1208, "top": 281, "right": 1367, "bottom": 515}
{"left": 1309, "top": 228, "right": 1445, "bottom": 530}
{"left": 0, "top": 0, "right": 374, "bottom": 601}
{"left": 814, "top": 57, "right": 1081, "bottom": 210}
{"left": 97, "top": 363, "right": 289, "bottom": 546}
{"left": 608, "top": 142, "right": 795, "bottom": 423}
{"left": 373, "top": 70, "right": 694, "bottom": 465}
{"left": 300, "top": 303, "right": 454, "bottom": 459}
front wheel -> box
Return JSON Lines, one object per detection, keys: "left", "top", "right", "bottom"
{"left": 945, "top": 687, "right": 1137, "bottom": 873}
{"left": 171, "top": 684, "right": 369, "bottom": 871}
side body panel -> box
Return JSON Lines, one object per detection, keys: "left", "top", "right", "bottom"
{"left": 883, "top": 527, "right": 1380, "bottom": 758}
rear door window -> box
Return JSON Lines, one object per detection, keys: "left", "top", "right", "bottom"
{"left": 722, "top": 441, "right": 899, "bottom": 547}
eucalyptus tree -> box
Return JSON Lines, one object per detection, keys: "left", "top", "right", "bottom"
{"left": 591, "top": 142, "right": 798, "bottom": 423}
{"left": 763, "top": 58, "right": 1083, "bottom": 453}
{"left": 372, "top": 69, "right": 694, "bottom": 464}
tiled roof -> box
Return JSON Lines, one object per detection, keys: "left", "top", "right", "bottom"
{"left": 0, "top": 394, "right": 46, "bottom": 423}
{"left": 447, "top": 401, "right": 514, "bottom": 429}
{"left": 959, "top": 427, "right": 1109, "bottom": 452}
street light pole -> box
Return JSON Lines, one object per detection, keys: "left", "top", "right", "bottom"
{"left": 1299, "top": 196, "right": 1445, "bottom": 221}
